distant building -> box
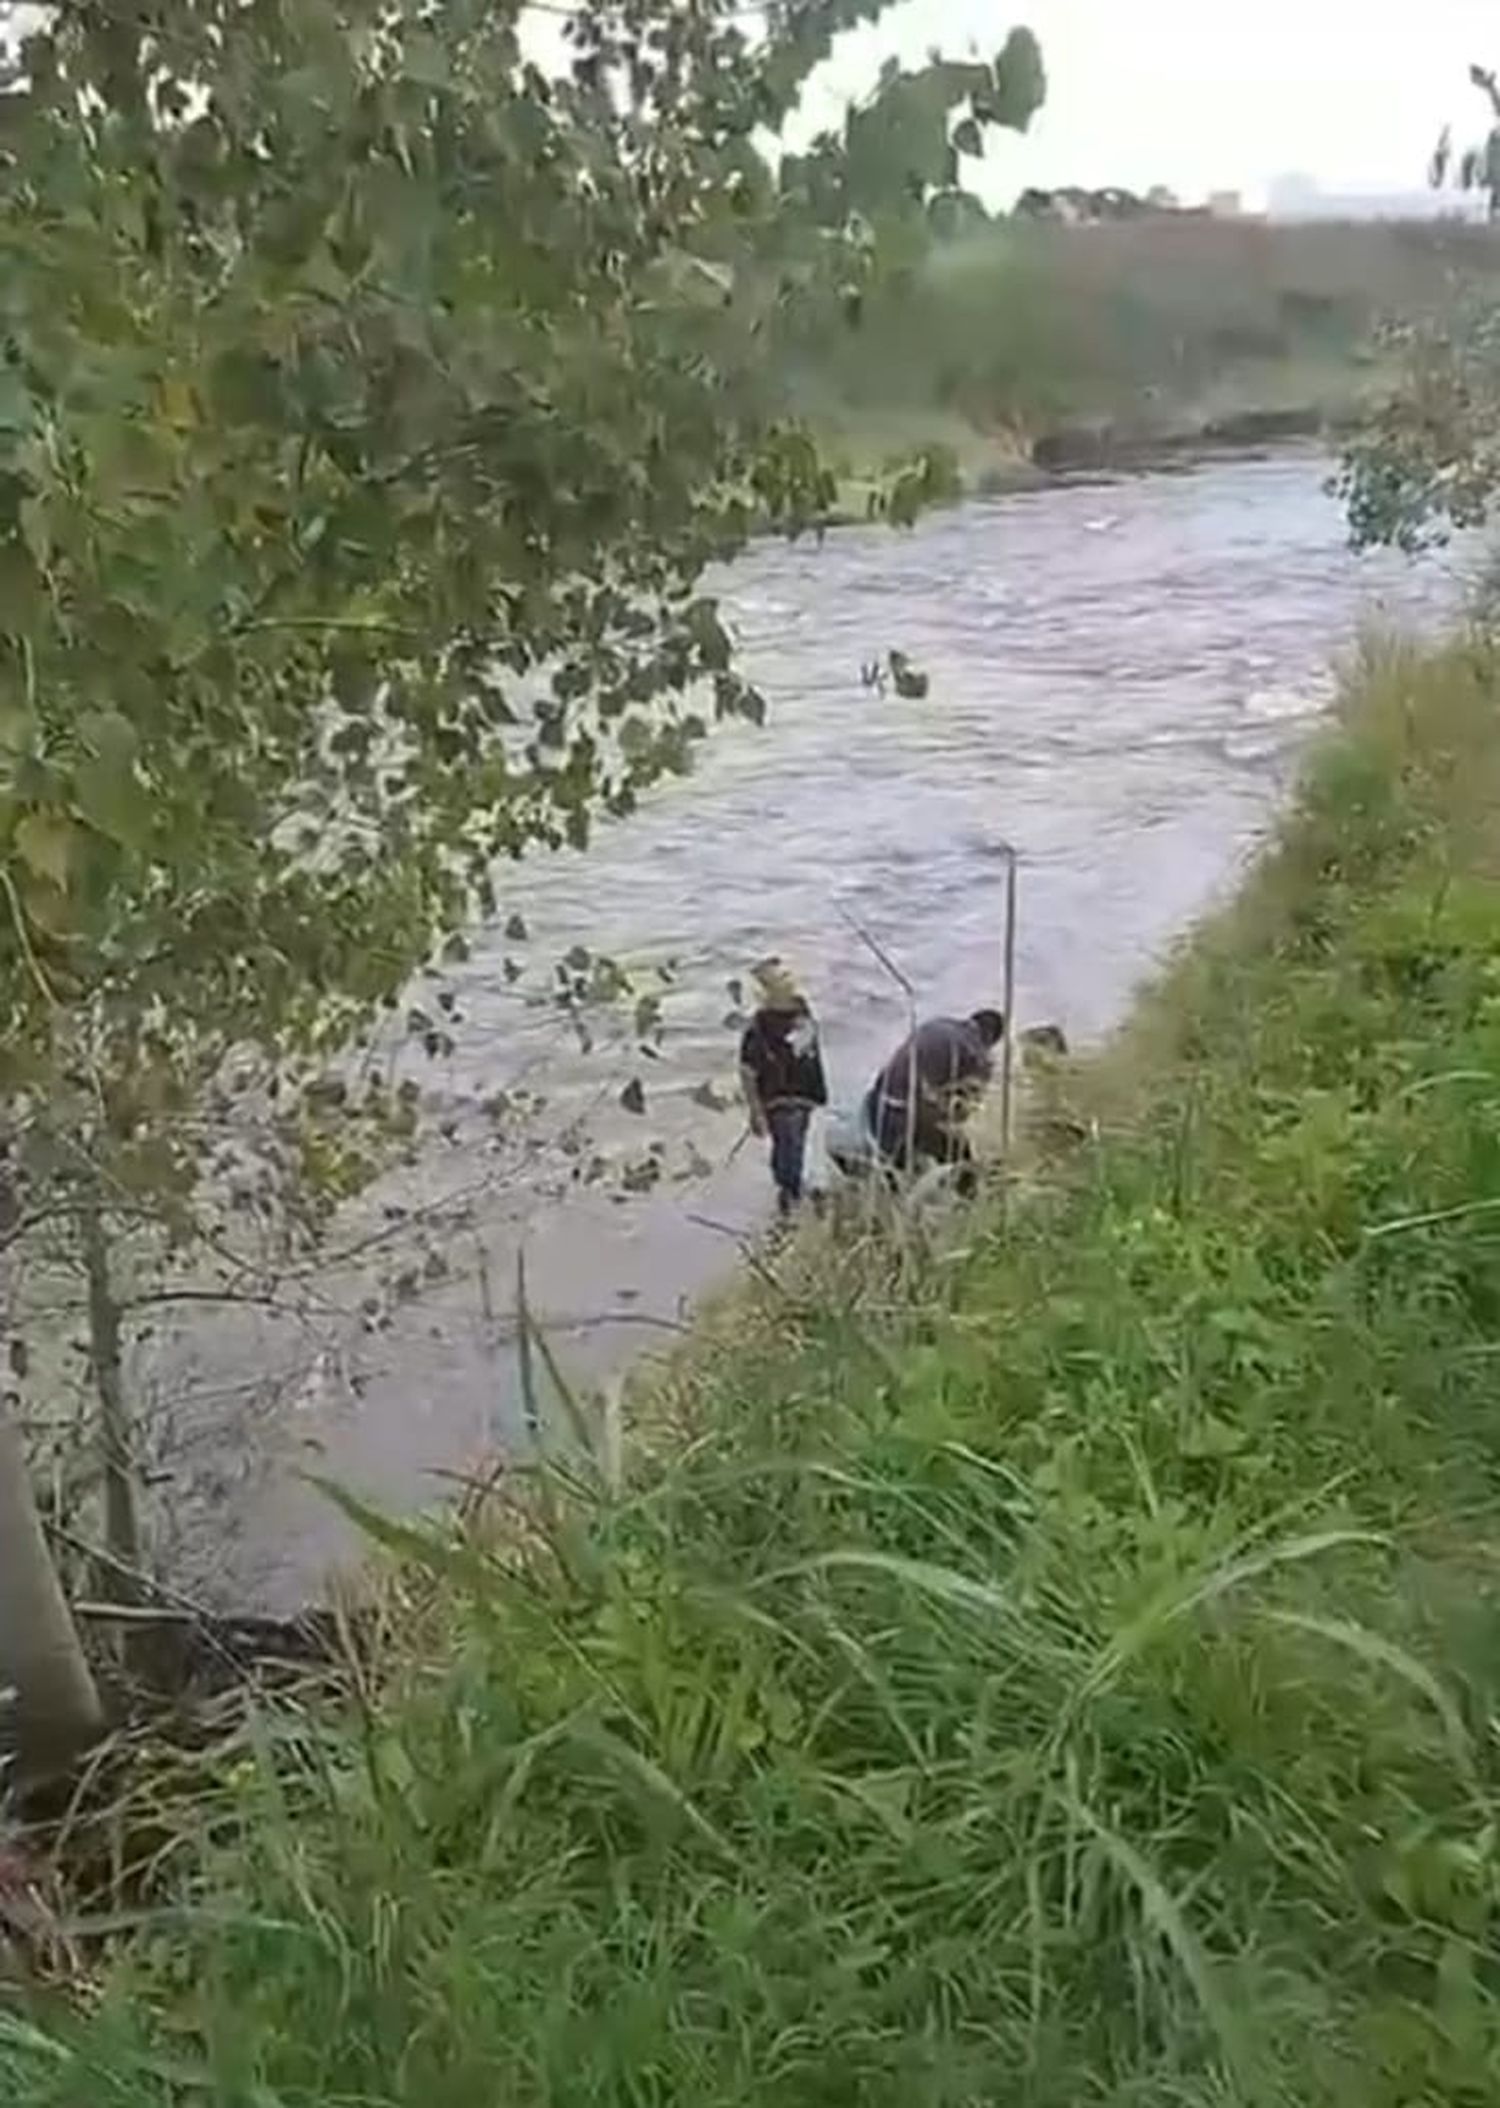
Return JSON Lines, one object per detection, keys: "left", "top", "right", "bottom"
{"left": 1207, "top": 190, "right": 1244, "bottom": 219}
{"left": 1266, "top": 172, "right": 1486, "bottom": 222}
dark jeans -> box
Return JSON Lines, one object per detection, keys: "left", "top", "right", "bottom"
{"left": 766, "top": 1105, "right": 811, "bottom": 1212}
{"left": 864, "top": 1091, "right": 976, "bottom": 1194}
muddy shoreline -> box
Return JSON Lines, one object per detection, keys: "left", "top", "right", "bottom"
{"left": 1024, "top": 402, "right": 1347, "bottom": 479}
{"left": 821, "top": 404, "right": 1347, "bottom": 522}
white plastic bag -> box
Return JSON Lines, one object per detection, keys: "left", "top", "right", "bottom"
{"left": 818, "top": 1101, "right": 877, "bottom": 1189}
{"left": 802, "top": 1106, "right": 835, "bottom": 1197}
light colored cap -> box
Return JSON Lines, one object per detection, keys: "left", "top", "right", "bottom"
{"left": 752, "top": 956, "right": 803, "bottom": 1009}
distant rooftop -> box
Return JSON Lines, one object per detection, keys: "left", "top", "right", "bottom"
{"left": 1266, "top": 173, "right": 1488, "bottom": 223}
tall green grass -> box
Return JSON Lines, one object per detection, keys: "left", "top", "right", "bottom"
{"left": 10, "top": 636, "right": 1500, "bottom": 2103}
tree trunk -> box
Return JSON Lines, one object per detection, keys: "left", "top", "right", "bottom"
{"left": 81, "top": 1195, "right": 140, "bottom": 1599}
{"left": 0, "top": 1392, "right": 103, "bottom": 1772}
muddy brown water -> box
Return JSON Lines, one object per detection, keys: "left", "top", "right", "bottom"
{"left": 147, "top": 448, "right": 1470, "bottom": 1611}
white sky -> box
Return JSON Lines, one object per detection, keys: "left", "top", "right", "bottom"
{"left": 792, "top": 0, "right": 1500, "bottom": 206}
{"left": 6, "top": 3, "right": 1491, "bottom": 212}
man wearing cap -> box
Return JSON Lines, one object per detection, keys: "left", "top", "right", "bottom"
{"left": 739, "top": 959, "right": 828, "bottom": 1217}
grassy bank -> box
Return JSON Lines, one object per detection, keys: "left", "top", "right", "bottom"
{"left": 11, "top": 635, "right": 1500, "bottom": 2101}
{"left": 793, "top": 216, "right": 1500, "bottom": 496}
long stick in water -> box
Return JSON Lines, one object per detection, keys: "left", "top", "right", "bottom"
{"left": 999, "top": 845, "right": 1018, "bottom": 1162}
{"left": 837, "top": 903, "right": 918, "bottom": 1233}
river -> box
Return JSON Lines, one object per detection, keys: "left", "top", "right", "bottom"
{"left": 158, "top": 447, "right": 1470, "bottom": 1611}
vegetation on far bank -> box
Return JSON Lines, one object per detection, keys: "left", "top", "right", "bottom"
{"left": 789, "top": 215, "right": 1500, "bottom": 495}
{"left": 8, "top": 635, "right": 1500, "bottom": 2101}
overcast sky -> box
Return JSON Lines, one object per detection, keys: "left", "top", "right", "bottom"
{"left": 5, "top": 3, "right": 1490, "bottom": 211}
{"left": 791, "top": 0, "right": 1500, "bottom": 206}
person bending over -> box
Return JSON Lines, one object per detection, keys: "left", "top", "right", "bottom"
{"left": 865, "top": 1007, "right": 1004, "bottom": 1194}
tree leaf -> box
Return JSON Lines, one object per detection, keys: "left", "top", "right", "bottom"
{"left": 402, "top": 33, "right": 452, "bottom": 91}
{"left": 14, "top": 810, "right": 75, "bottom": 891}
{"left": 0, "top": 367, "right": 34, "bottom": 437}
{"left": 0, "top": 541, "right": 43, "bottom": 639}
{"left": 1179, "top": 1414, "right": 1249, "bottom": 1460}
{"left": 0, "top": 698, "right": 33, "bottom": 754}
{"left": 74, "top": 713, "right": 147, "bottom": 848}
{"left": 990, "top": 28, "right": 1047, "bottom": 132}
{"left": 888, "top": 649, "right": 930, "bottom": 699}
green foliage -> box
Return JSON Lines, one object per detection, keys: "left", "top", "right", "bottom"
{"left": 783, "top": 27, "right": 1043, "bottom": 238}
{"left": 0, "top": 0, "right": 1045, "bottom": 1572}
{"left": 1341, "top": 60, "right": 1500, "bottom": 551}
{"left": 1432, "top": 63, "right": 1500, "bottom": 216}
{"left": 787, "top": 215, "right": 1498, "bottom": 488}
{"left": 11, "top": 638, "right": 1500, "bottom": 2103}
{"left": 1340, "top": 293, "right": 1500, "bottom": 550}
{"left": 0, "top": 0, "right": 1044, "bottom": 1128}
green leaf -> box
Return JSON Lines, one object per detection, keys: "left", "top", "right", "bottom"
{"left": 74, "top": 712, "right": 147, "bottom": 848}
{"left": 0, "top": 695, "right": 33, "bottom": 754}
{"left": 0, "top": 368, "right": 34, "bottom": 437}
{"left": 80, "top": 710, "right": 138, "bottom": 767}
{"left": 18, "top": 499, "right": 50, "bottom": 567}
{"left": 1179, "top": 1414, "right": 1249, "bottom": 1459}
{"left": 15, "top": 809, "right": 75, "bottom": 890}
{"left": 402, "top": 33, "right": 452, "bottom": 91}
{"left": 991, "top": 28, "right": 1047, "bottom": 132}
{"left": 209, "top": 347, "right": 284, "bottom": 428}
{"left": 888, "top": 649, "right": 929, "bottom": 700}
{"left": 0, "top": 541, "right": 43, "bottom": 639}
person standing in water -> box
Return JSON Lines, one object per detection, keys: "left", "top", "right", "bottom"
{"left": 865, "top": 1007, "right": 1005, "bottom": 1193}
{"left": 739, "top": 959, "right": 828, "bottom": 1216}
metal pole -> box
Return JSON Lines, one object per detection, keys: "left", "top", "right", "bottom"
{"left": 999, "top": 844, "right": 1018, "bottom": 1163}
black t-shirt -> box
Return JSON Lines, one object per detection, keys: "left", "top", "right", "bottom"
{"left": 740, "top": 1004, "right": 828, "bottom": 1111}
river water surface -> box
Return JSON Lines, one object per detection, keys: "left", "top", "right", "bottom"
{"left": 162, "top": 448, "right": 1471, "bottom": 1609}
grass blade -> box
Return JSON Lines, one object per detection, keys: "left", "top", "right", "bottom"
{"left": 1261, "top": 1606, "right": 1476, "bottom": 1782}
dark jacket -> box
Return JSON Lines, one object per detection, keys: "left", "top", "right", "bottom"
{"left": 740, "top": 1004, "right": 828, "bottom": 1112}
{"left": 869, "top": 1016, "right": 993, "bottom": 1123}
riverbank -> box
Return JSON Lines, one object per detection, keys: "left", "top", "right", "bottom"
{"left": 821, "top": 399, "right": 1353, "bottom": 520}
{"left": 141, "top": 449, "right": 1440, "bottom": 1617}
{"left": 799, "top": 214, "right": 1500, "bottom": 512}
{"left": 9, "top": 631, "right": 1500, "bottom": 2097}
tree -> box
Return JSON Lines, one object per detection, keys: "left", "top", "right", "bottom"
{"left": 0, "top": 1391, "right": 101, "bottom": 1770}
{"left": 1341, "top": 61, "right": 1500, "bottom": 550}
{"left": 1338, "top": 292, "right": 1500, "bottom": 552}
{"left": 0, "top": 3, "right": 1044, "bottom": 1734}
{"left": 1431, "top": 65, "right": 1500, "bottom": 218}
